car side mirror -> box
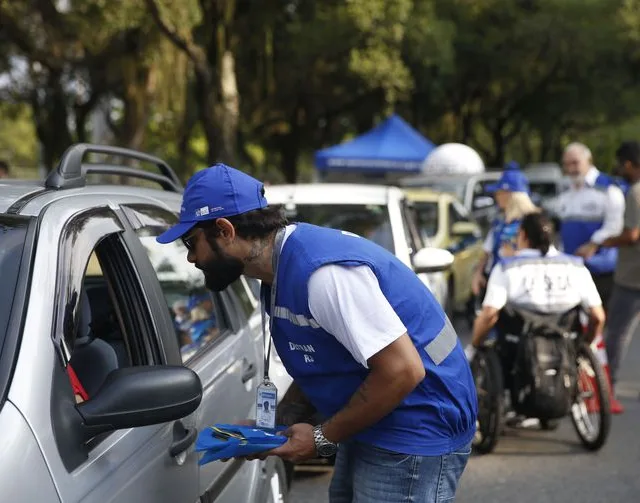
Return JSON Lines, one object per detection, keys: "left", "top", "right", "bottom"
{"left": 451, "top": 221, "right": 482, "bottom": 239}
{"left": 412, "top": 247, "right": 454, "bottom": 274}
{"left": 77, "top": 366, "right": 202, "bottom": 440}
{"left": 473, "top": 196, "right": 494, "bottom": 210}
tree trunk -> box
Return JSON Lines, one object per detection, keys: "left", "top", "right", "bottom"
{"left": 280, "top": 131, "right": 300, "bottom": 184}
{"left": 31, "top": 69, "right": 74, "bottom": 172}
{"left": 195, "top": 51, "right": 240, "bottom": 167}
{"left": 491, "top": 124, "right": 506, "bottom": 168}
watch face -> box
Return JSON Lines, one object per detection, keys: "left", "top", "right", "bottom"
{"left": 318, "top": 443, "right": 337, "bottom": 457}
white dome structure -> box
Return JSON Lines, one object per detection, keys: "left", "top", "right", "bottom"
{"left": 421, "top": 143, "right": 485, "bottom": 175}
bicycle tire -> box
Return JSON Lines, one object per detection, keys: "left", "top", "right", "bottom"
{"left": 570, "top": 344, "right": 611, "bottom": 451}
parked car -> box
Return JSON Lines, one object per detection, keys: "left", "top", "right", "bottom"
{"left": 264, "top": 183, "right": 455, "bottom": 309}
{"left": 400, "top": 172, "right": 500, "bottom": 234}
{"left": 0, "top": 144, "right": 289, "bottom": 503}
{"left": 523, "top": 163, "right": 568, "bottom": 209}
{"left": 403, "top": 188, "right": 484, "bottom": 319}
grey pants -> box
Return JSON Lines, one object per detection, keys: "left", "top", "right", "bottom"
{"left": 605, "top": 284, "right": 640, "bottom": 387}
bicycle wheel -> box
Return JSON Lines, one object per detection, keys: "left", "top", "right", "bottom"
{"left": 570, "top": 344, "right": 611, "bottom": 451}
{"left": 471, "top": 347, "right": 504, "bottom": 454}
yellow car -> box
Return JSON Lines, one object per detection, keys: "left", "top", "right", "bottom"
{"left": 404, "top": 188, "right": 484, "bottom": 319}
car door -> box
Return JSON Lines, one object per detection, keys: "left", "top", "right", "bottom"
{"left": 398, "top": 197, "right": 448, "bottom": 306}
{"left": 119, "top": 204, "right": 263, "bottom": 503}
{"left": 447, "top": 200, "right": 482, "bottom": 306}
{"left": 10, "top": 201, "right": 199, "bottom": 503}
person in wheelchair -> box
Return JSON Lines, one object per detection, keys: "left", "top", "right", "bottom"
{"left": 466, "top": 212, "right": 605, "bottom": 355}
{"left": 465, "top": 212, "right": 606, "bottom": 424}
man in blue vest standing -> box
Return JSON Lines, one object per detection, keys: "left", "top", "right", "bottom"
{"left": 156, "top": 164, "right": 478, "bottom": 502}
{"left": 556, "top": 142, "right": 626, "bottom": 307}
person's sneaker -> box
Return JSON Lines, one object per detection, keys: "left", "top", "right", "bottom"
{"left": 610, "top": 397, "right": 625, "bottom": 414}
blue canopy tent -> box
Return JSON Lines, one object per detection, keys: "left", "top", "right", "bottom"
{"left": 315, "top": 114, "right": 436, "bottom": 174}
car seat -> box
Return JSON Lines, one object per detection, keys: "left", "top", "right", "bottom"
{"left": 69, "top": 290, "right": 120, "bottom": 397}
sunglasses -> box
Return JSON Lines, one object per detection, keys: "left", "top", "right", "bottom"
{"left": 182, "top": 230, "right": 197, "bottom": 251}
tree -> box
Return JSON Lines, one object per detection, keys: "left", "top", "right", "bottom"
{"left": 145, "top": 0, "right": 240, "bottom": 166}
{"left": 405, "top": 0, "right": 635, "bottom": 166}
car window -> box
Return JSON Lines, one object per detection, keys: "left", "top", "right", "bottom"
{"left": 282, "top": 203, "right": 394, "bottom": 253}
{"left": 422, "top": 180, "right": 466, "bottom": 201}
{"left": 122, "top": 206, "right": 230, "bottom": 363}
{"left": 52, "top": 208, "right": 159, "bottom": 461}
{"left": 449, "top": 201, "right": 468, "bottom": 229}
{"left": 0, "top": 216, "right": 29, "bottom": 349}
{"left": 413, "top": 201, "right": 439, "bottom": 241}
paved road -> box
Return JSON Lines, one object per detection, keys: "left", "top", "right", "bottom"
{"left": 289, "top": 317, "right": 640, "bottom": 503}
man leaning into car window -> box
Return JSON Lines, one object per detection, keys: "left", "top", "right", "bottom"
{"left": 155, "top": 164, "right": 477, "bottom": 503}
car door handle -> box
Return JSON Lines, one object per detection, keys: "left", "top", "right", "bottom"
{"left": 170, "top": 423, "right": 198, "bottom": 457}
{"left": 241, "top": 362, "right": 257, "bottom": 383}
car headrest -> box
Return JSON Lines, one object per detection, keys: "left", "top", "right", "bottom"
{"left": 76, "top": 289, "right": 93, "bottom": 346}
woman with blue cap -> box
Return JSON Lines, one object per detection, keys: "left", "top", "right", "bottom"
{"left": 472, "top": 162, "right": 539, "bottom": 299}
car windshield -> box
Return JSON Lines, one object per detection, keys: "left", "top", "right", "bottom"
{"left": 413, "top": 202, "right": 439, "bottom": 241}
{"left": 421, "top": 180, "right": 466, "bottom": 201}
{"left": 0, "top": 216, "right": 29, "bottom": 351}
{"left": 282, "top": 203, "right": 394, "bottom": 253}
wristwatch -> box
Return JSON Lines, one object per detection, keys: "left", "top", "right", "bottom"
{"left": 312, "top": 425, "right": 338, "bottom": 457}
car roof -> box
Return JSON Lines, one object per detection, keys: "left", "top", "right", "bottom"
{"left": 0, "top": 180, "right": 181, "bottom": 216}
{"left": 265, "top": 183, "right": 404, "bottom": 206}
{"left": 0, "top": 180, "right": 46, "bottom": 213}
{"left": 399, "top": 171, "right": 500, "bottom": 187}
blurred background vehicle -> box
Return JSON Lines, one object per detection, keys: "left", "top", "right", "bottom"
{"left": 264, "top": 183, "right": 455, "bottom": 309}
{"left": 404, "top": 188, "right": 484, "bottom": 321}
{"left": 400, "top": 172, "right": 500, "bottom": 234}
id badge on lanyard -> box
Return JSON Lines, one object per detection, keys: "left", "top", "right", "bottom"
{"left": 256, "top": 228, "right": 286, "bottom": 429}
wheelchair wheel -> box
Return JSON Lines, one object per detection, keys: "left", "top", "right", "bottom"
{"left": 471, "top": 347, "right": 504, "bottom": 454}
{"left": 570, "top": 344, "right": 611, "bottom": 451}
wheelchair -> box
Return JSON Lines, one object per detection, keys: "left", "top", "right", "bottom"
{"left": 471, "top": 305, "right": 611, "bottom": 454}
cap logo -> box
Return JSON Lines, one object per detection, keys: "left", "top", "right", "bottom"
{"left": 195, "top": 206, "right": 210, "bottom": 217}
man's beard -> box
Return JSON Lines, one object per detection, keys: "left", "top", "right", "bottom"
{"left": 200, "top": 242, "right": 245, "bottom": 292}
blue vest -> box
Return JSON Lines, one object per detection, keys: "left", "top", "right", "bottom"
{"left": 488, "top": 217, "right": 521, "bottom": 273}
{"left": 267, "top": 223, "right": 477, "bottom": 456}
{"left": 560, "top": 173, "right": 620, "bottom": 275}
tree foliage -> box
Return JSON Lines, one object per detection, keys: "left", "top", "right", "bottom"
{"left": 1, "top": 0, "right": 639, "bottom": 179}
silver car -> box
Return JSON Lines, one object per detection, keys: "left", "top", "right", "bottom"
{"left": 0, "top": 144, "right": 289, "bottom": 503}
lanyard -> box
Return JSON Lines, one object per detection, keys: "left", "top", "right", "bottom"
{"left": 260, "top": 227, "right": 286, "bottom": 381}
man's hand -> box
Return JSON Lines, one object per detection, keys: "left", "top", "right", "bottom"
{"left": 265, "top": 423, "right": 317, "bottom": 463}
{"left": 575, "top": 242, "right": 598, "bottom": 259}
{"left": 472, "top": 270, "right": 487, "bottom": 296}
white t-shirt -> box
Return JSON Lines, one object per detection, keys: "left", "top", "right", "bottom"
{"left": 280, "top": 225, "right": 407, "bottom": 368}
{"left": 482, "top": 247, "right": 602, "bottom": 313}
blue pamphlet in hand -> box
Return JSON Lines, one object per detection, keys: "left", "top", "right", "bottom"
{"left": 195, "top": 424, "right": 288, "bottom": 465}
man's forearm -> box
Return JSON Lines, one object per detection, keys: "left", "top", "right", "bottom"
{"left": 600, "top": 228, "right": 640, "bottom": 248}
{"left": 321, "top": 365, "right": 423, "bottom": 444}
{"left": 471, "top": 308, "right": 499, "bottom": 347}
{"left": 276, "top": 381, "right": 317, "bottom": 427}
{"left": 601, "top": 235, "right": 633, "bottom": 247}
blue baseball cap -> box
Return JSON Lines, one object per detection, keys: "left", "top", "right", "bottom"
{"left": 486, "top": 168, "right": 529, "bottom": 194}
{"left": 156, "top": 164, "right": 268, "bottom": 244}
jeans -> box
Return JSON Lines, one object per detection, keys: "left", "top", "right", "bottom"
{"left": 328, "top": 440, "right": 471, "bottom": 503}
{"left": 605, "top": 284, "right": 640, "bottom": 386}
